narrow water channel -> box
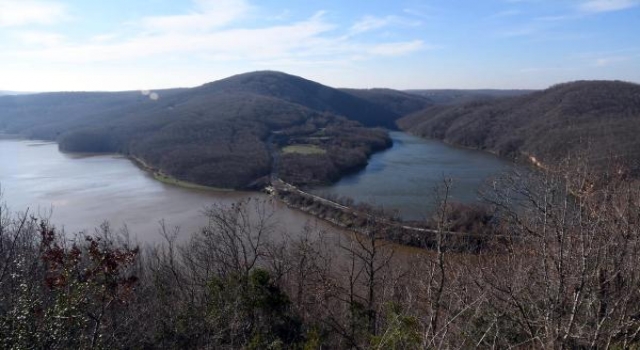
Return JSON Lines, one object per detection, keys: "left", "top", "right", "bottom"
{"left": 309, "top": 131, "right": 514, "bottom": 221}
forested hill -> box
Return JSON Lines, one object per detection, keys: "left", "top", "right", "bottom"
{"left": 339, "top": 88, "right": 432, "bottom": 116}
{"left": 0, "top": 71, "right": 422, "bottom": 189}
{"left": 398, "top": 80, "right": 640, "bottom": 174}
{"left": 197, "top": 71, "right": 404, "bottom": 128}
{"left": 406, "top": 89, "right": 534, "bottom": 105}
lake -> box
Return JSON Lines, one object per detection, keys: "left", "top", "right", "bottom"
{"left": 0, "top": 139, "right": 321, "bottom": 244}
{"left": 0, "top": 132, "right": 512, "bottom": 243}
{"left": 310, "top": 131, "right": 513, "bottom": 221}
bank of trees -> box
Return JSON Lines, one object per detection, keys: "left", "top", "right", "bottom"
{"left": 398, "top": 80, "right": 640, "bottom": 175}
{"left": 2, "top": 160, "right": 640, "bottom": 348}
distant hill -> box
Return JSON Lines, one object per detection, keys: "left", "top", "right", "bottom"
{"left": 398, "top": 80, "right": 640, "bottom": 174}
{"left": 0, "top": 91, "right": 33, "bottom": 96}
{"left": 339, "top": 88, "right": 432, "bottom": 116}
{"left": 197, "top": 71, "right": 404, "bottom": 128}
{"left": 406, "top": 89, "right": 535, "bottom": 105}
{"left": 0, "top": 71, "right": 403, "bottom": 189}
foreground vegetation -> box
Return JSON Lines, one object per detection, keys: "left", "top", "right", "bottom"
{"left": 2, "top": 159, "right": 640, "bottom": 349}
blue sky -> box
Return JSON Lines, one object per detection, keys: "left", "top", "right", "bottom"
{"left": 0, "top": 0, "right": 638, "bottom": 91}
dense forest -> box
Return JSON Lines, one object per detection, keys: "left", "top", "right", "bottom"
{"left": 338, "top": 88, "right": 432, "bottom": 116}
{"left": 405, "top": 88, "right": 534, "bottom": 105}
{"left": 2, "top": 158, "right": 640, "bottom": 349}
{"left": 398, "top": 80, "right": 640, "bottom": 177}
{"left": 0, "top": 71, "right": 427, "bottom": 189}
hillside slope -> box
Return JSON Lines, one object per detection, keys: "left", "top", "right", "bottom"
{"left": 406, "top": 89, "right": 535, "bottom": 105}
{"left": 340, "top": 88, "right": 432, "bottom": 116}
{"left": 0, "top": 71, "right": 397, "bottom": 189}
{"left": 198, "top": 71, "right": 403, "bottom": 128}
{"left": 398, "top": 80, "right": 640, "bottom": 173}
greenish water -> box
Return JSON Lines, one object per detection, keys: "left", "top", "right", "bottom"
{"left": 310, "top": 131, "right": 514, "bottom": 221}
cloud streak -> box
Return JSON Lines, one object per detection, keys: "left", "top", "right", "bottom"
{"left": 13, "top": 30, "right": 66, "bottom": 47}
{"left": 579, "top": 0, "right": 639, "bottom": 13}
{"left": 349, "top": 15, "right": 420, "bottom": 35}
{"left": 594, "top": 55, "right": 630, "bottom": 66}
{"left": 0, "top": 0, "right": 68, "bottom": 27}
{"left": 139, "top": 0, "right": 253, "bottom": 33}
{"left": 0, "top": 0, "right": 442, "bottom": 90}
{"left": 6, "top": 10, "right": 425, "bottom": 66}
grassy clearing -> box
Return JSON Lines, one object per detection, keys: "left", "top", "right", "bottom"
{"left": 282, "top": 144, "right": 326, "bottom": 155}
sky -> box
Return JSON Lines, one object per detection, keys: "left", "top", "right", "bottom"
{"left": 0, "top": 0, "right": 638, "bottom": 91}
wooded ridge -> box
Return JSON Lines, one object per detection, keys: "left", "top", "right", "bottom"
{"left": 398, "top": 80, "right": 640, "bottom": 177}
{"left": 0, "top": 71, "right": 428, "bottom": 189}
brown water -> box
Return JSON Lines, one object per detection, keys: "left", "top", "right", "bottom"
{"left": 0, "top": 133, "right": 513, "bottom": 244}
{"left": 0, "top": 139, "right": 324, "bottom": 244}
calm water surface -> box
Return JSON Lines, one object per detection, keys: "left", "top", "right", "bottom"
{"left": 0, "top": 139, "right": 320, "bottom": 243}
{"left": 0, "top": 132, "right": 513, "bottom": 243}
{"left": 311, "top": 132, "right": 513, "bottom": 221}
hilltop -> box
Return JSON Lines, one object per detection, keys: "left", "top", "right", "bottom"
{"left": 398, "top": 80, "right": 640, "bottom": 174}
{"left": 0, "top": 71, "right": 422, "bottom": 189}
{"left": 197, "top": 71, "right": 407, "bottom": 129}
{"left": 0, "top": 91, "right": 32, "bottom": 96}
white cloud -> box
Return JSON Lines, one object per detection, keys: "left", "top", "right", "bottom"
{"left": 0, "top": 0, "right": 67, "bottom": 27}
{"left": 534, "top": 15, "right": 575, "bottom": 21}
{"left": 13, "top": 30, "right": 66, "bottom": 46}
{"left": 139, "top": 0, "right": 252, "bottom": 33}
{"left": 594, "top": 55, "right": 630, "bottom": 66}
{"left": 402, "top": 4, "right": 439, "bottom": 20}
{"left": 90, "top": 34, "right": 119, "bottom": 43}
{"left": 579, "top": 0, "right": 639, "bottom": 13}
{"left": 349, "top": 15, "right": 421, "bottom": 36}
{"left": 0, "top": 0, "right": 429, "bottom": 90}
{"left": 6, "top": 10, "right": 425, "bottom": 65}
{"left": 350, "top": 16, "right": 394, "bottom": 34}
{"left": 14, "top": 12, "right": 333, "bottom": 63}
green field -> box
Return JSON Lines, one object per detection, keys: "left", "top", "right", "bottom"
{"left": 282, "top": 144, "right": 326, "bottom": 155}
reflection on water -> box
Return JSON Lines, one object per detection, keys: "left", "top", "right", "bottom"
{"left": 0, "top": 139, "right": 320, "bottom": 244}
{"left": 310, "top": 131, "right": 513, "bottom": 221}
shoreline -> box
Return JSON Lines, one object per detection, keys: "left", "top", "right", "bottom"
{"left": 55, "top": 142, "right": 237, "bottom": 192}
{"left": 127, "top": 155, "right": 235, "bottom": 192}
{"left": 401, "top": 130, "right": 546, "bottom": 171}
{"left": 0, "top": 133, "right": 26, "bottom": 140}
